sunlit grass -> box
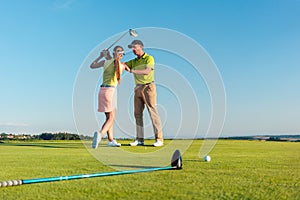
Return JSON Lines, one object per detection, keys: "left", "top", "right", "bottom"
{"left": 0, "top": 140, "right": 299, "bottom": 199}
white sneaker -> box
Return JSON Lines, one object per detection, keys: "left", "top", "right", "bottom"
{"left": 129, "top": 140, "right": 144, "bottom": 146}
{"left": 92, "top": 132, "right": 101, "bottom": 149}
{"left": 107, "top": 140, "right": 121, "bottom": 147}
{"left": 153, "top": 140, "right": 164, "bottom": 147}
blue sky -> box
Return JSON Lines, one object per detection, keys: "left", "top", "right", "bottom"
{"left": 0, "top": 0, "right": 299, "bottom": 137}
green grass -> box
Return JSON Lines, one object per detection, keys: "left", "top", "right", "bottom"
{"left": 0, "top": 140, "right": 299, "bottom": 200}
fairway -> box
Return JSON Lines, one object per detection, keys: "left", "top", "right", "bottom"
{"left": 0, "top": 140, "right": 299, "bottom": 199}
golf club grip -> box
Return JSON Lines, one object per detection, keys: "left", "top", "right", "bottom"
{"left": 0, "top": 180, "right": 23, "bottom": 187}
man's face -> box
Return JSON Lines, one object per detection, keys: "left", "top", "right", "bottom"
{"left": 131, "top": 44, "right": 143, "bottom": 55}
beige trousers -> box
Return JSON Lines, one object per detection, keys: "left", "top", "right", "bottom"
{"left": 134, "top": 83, "right": 163, "bottom": 142}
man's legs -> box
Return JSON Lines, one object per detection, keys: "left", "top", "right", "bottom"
{"left": 143, "top": 83, "right": 163, "bottom": 142}
{"left": 134, "top": 86, "right": 145, "bottom": 142}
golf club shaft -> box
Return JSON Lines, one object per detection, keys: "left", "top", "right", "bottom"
{"left": 106, "top": 31, "right": 128, "bottom": 50}
{"left": 1, "top": 166, "right": 174, "bottom": 187}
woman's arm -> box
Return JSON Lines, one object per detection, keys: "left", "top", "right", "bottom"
{"left": 90, "top": 50, "right": 110, "bottom": 69}
{"left": 90, "top": 60, "right": 105, "bottom": 69}
{"left": 122, "top": 62, "right": 131, "bottom": 72}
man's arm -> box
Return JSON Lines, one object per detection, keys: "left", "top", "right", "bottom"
{"left": 122, "top": 62, "right": 152, "bottom": 75}
{"left": 124, "top": 56, "right": 154, "bottom": 75}
{"left": 131, "top": 67, "right": 152, "bottom": 75}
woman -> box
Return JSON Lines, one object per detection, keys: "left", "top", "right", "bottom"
{"left": 90, "top": 46, "right": 125, "bottom": 148}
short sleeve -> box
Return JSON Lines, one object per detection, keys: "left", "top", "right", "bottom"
{"left": 146, "top": 56, "right": 155, "bottom": 69}
{"left": 126, "top": 60, "right": 133, "bottom": 69}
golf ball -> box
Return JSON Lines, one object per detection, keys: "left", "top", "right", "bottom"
{"left": 204, "top": 155, "right": 211, "bottom": 162}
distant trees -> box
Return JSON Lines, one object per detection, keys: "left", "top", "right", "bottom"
{"left": 39, "top": 132, "right": 80, "bottom": 140}
{"left": 0, "top": 132, "right": 88, "bottom": 141}
{"left": 1, "top": 133, "right": 7, "bottom": 138}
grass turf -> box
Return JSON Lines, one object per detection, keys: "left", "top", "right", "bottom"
{"left": 0, "top": 140, "right": 299, "bottom": 199}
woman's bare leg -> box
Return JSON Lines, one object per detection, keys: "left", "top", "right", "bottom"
{"left": 100, "top": 109, "right": 116, "bottom": 141}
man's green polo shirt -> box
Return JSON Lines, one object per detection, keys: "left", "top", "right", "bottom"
{"left": 126, "top": 53, "right": 154, "bottom": 85}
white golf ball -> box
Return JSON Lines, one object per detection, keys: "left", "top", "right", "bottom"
{"left": 204, "top": 155, "right": 211, "bottom": 162}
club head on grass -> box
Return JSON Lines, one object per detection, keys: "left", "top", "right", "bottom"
{"left": 171, "top": 149, "right": 182, "bottom": 169}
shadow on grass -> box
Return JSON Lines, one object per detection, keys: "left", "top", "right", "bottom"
{"left": 120, "top": 144, "right": 155, "bottom": 147}
{"left": 184, "top": 159, "right": 202, "bottom": 162}
{"left": 0, "top": 143, "right": 81, "bottom": 149}
{"left": 97, "top": 143, "right": 155, "bottom": 147}
{"left": 107, "top": 164, "right": 163, "bottom": 169}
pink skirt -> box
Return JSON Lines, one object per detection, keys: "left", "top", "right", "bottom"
{"left": 98, "top": 87, "right": 117, "bottom": 112}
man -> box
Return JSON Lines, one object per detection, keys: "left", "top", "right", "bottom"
{"left": 124, "top": 40, "right": 163, "bottom": 147}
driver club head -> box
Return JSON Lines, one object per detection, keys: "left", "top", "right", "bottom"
{"left": 171, "top": 150, "right": 183, "bottom": 169}
{"left": 129, "top": 29, "right": 138, "bottom": 37}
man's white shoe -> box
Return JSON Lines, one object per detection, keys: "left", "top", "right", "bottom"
{"left": 153, "top": 140, "right": 164, "bottom": 147}
{"left": 92, "top": 132, "right": 101, "bottom": 149}
{"left": 129, "top": 140, "right": 144, "bottom": 146}
{"left": 107, "top": 140, "right": 121, "bottom": 147}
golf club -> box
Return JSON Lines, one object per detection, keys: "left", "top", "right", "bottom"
{"left": 0, "top": 149, "right": 182, "bottom": 187}
{"left": 106, "top": 29, "right": 138, "bottom": 50}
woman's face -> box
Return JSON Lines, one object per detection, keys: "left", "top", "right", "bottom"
{"left": 114, "top": 47, "right": 124, "bottom": 58}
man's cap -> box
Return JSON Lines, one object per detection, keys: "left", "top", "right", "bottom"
{"left": 128, "top": 40, "right": 144, "bottom": 48}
